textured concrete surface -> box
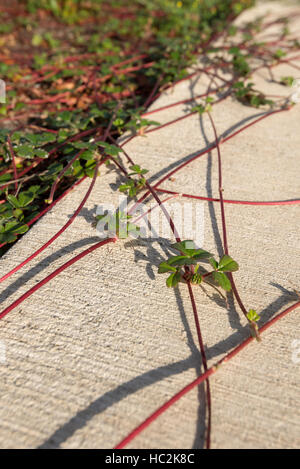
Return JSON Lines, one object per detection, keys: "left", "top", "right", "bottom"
{"left": 0, "top": 2, "right": 299, "bottom": 449}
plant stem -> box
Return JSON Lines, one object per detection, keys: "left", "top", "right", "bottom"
{"left": 187, "top": 282, "right": 212, "bottom": 449}
{"left": 156, "top": 188, "right": 300, "bottom": 206}
{"left": 0, "top": 237, "right": 117, "bottom": 321}
{"left": 207, "top": 111, "right": 250, "bottom": 323}
{"left": 115, "top": 300, "right": 300, "bottom": 449}
{"left": 7, "top": 137, "right": 18, "bottom": 194}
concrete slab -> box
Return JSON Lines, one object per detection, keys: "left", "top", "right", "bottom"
{"left": 0, "top": 1, "right": 299, "bottom": 449}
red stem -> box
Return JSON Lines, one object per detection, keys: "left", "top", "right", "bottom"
{"left": 0, "top": 237, "right": 117, "bottom": 321}
{"left": 7, "top": 137, "right": 18, "bottom": 193}
{"left": 156, "top": 189, "right": 300, "bottom": 206}
{"left": 132, "top": 108, "right": 290, "bottom": 212}
{"left": 47, "top": 149, "right": 85, "bottom": 204}
{"left": 207, "top": 111, "right": 249, "bottom": 321}
{"left": 110, "top": 137, "right": 212, "bottom": 447}
{"left": 115, "top": 300, "right": 300, "bottom": 448}
{"left": 207, "top": 112, "right": 229, "bottom": 254}
{"left": 0, "top": 160, "right": 105, "bottom": 283}
{"left": 187, "top": 282, "right": 212, "bottom": 449}
{"left": 0, "top": 105, "right": 118, "bottom": 272}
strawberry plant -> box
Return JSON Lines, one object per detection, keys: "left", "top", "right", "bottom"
{"left": 119, "top": 164, "right": 149, "bottom": 197}
{"left": 0, "top": 220, "right": 29, "bottom": 244}
{"left": 158, "top": 240, "right": 238, "bottom": 292}
{"left": 94, "top": 210, "right": 140, "bottom": 239}
{"left": 0, "top": 0, "right": 299, "bottom": 452}
{"left": 233, "top": 81, "right": 274, "bottom": 108}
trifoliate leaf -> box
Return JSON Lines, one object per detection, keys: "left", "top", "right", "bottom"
{"left": 218, "top": 255, "right": 239, "bottom": 272}
{"left": 158, "top": 262, "right": 177, "bottom": 274}
{"left": 212, "top": 271, "right": 231, "bottom": 291}
{"left": 166, "top": 270, "right": 181, "bottom": 288}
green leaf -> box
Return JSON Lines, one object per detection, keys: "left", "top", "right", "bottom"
{"left": 166, "top": 270, "right": 181, "bottom": 288}
{"left": 209, "top": 257, "right": 218, "bottom": 270}
{"left": 0, "top": 232, "right": 17, "bottom": 243}
{"left": 32, "top": 33, "right": 43, "bottom": 47}
{"left": 218, "top": 255, "right": 239, "bottom": 272}
{"left": 7, "top": 195, "right": 21, "bottom": 209}
{"left": 113, "top": 118, "right": 124, "bottom": 127}
{"left": 168, "top": 255, "right": 196, "bottom": 266}
{"left": 129, "top": 164, "right": 141, "bottom": 172}
{"left": 27, "top": 185, "right": 41, "bottom": 195}
{"left": 35, "top": 149, "right": 49, "bottom": 158}
{"left": 158, "top": 262, "right": 177, "bottom": 274}
{"left": 96, "top": 141, "right": 121, "bottom": 156}
{"left": 84, "top": 159, "right": 97, "bottom": 178}
{"left": 17, "top": 192, "right": 35, "bottom": 207}
{"left": 0, "top": 221, "right": 29, "bottom": 244}
{"left": 171, "top": 240, "right": 196, "bottom": 256}
{"left": 80, "top": 149, "right": 94, "bottom": 160}
{"left": 13, "top": 208, "right": 23, "bottom": 219}
{"left": 274, "top": 49, "right": 286, "bottom": 59}
{"left": 247, "top": 309, "right": 261, "bottom": 322}
{"left": 16, "top": 144, "right": 35, "bottom": 158}
{"left": 280, "top": 76, "right": 294, "bottom": 87}
{"left": 171, "top": 240, "right": 212, "bottom": 260}
{"left": 192, "top": 249, "right": 213, "bottom": 260}
{"left": 0, "top": 174, "right": 12, "bottom": 183}
{"left": 13, "top": 224, "right": 29, "bottom": 235}
{"left": 191, "top": 104, "right": 206, "bottom": 114}
{"left": 129, "top": 164, "right": 149, "bottom": 175}
{"left": 24, "top": 133, "right": 39, "bottom": 145}
{"left": 129, "top": 186, "right": 137, "bottom": 197}
{"left": 212, "top": 271, "right": 231, "bottom": 291}
{"left": 118, "top": 183, "right": 131, "bottom": 192}
{"left": 57, "top": 129, "right": 70, "bottom": 142}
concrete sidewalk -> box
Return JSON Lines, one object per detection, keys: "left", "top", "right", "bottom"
{"left": 0, "top": 2, "right": 299, "bottom": 449}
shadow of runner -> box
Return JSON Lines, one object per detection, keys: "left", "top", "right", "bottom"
{"left": 146, "top": 109, "right": 267, "bottom": 188}
{"left": 38, "top": 355, "right": 196, "bottom": 449}
{"left": 129, "top": 237, "right": 208, "bottom": 447}
{"left": 37, "top": 288, "right": 295, "bottom": 449}
{"left": 0, "top": 237, "right": 100, "bottom": 305}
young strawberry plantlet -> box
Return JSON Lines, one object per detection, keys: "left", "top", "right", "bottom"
{"left": 233, "top": 81, "right": 274, "bottom": 108}
{"left": 209, "top": 255, "right": 239, "bottom": 290}
{"left": 280, "top": 76, "right": 295, "bottom": 87}
{"left": 94, "top": 210, "right": 140, "bottom": 239}
{"left": 247, "top": 309, "right": 261, "bottom": 322}
{"left": 247, "top": 308, "right": 261, "bottom": 342}
{"left": 125, "top": 115, "right": 160, "bottom": 136}
{"left": 119, "top": 164, "right": 149, "bottom": 198}
{"left": 96, "top": 141, "right": 124, "bottom": 158}
{"left": 113, "top": 118, "right": 125, "bottom": 135}
{"left": 191, "top": 96, "right": 214, "bottom": 114}
{"left": 158, "top": 240, "right": 239, "bottom": 291}
{"left": 273, "top": 49, "right": 287, "bottom": 61}
{"left": 229, "top": 47, "right": 251, "bottom": 76}
{"left": 0, "top": 0, "right": 299, "bottom": 450}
